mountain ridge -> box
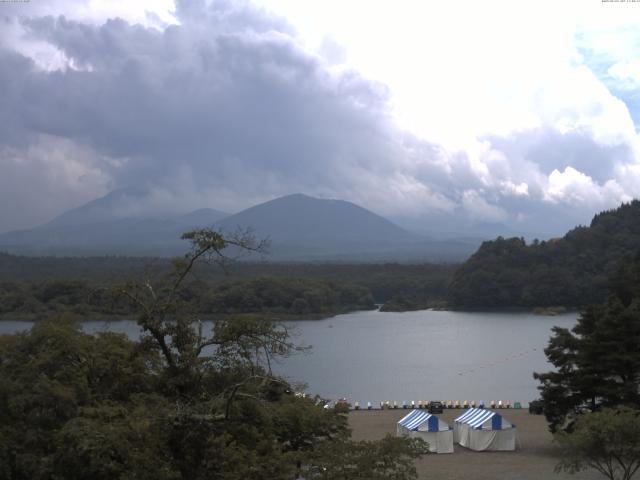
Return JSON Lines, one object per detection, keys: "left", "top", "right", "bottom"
{"left": 0, "top": 190, "right": 479, "bottom": 261}
{"left": 215, "top": 193, "right": 420, "bottom": 246}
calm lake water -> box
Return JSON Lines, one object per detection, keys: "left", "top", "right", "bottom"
{"left": 0, "top": 309, "right": 578, "bottom": 405}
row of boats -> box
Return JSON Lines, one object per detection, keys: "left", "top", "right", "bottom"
{"left": 353, "top": 399, "right": 522, "bottom": 410}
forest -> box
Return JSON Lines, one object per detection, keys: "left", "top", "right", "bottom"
{"left": 2, "top": 201, "right": 640, "bottom": 320}
{"left": 0, "top": 229, "right": 428, "bottom": 479}
{"left": 0, "top": 254, "right": 455, "bottom": 319}
{"left": 2, "top": 207, "right": 640, "bottom": 478}
{"left": 448, "top": 200, "right": 640, "bottom": 309}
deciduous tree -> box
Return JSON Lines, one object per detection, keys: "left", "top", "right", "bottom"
{"left": 0, "top": 229, "right": 428, "bottom": 479}
{"left": 556, "top": 407, "right": 640, "bottom": 480}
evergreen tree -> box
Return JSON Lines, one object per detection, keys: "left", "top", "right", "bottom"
{"left": 534, "top": 253, "right": 640, "bottom": 432}
{"left": 450, "top": 201, "right": 640, "bottom": 308}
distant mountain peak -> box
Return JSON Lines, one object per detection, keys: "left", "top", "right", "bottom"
{"left": 215, "top": 193, "right": 417, "bottom": 247}
{"left": 45, "top": 186, "right": 153, "bottom": 228}
{"left": 0, "top": 191, "right": 481, "bottom": 261}
{"left": 262, "top": 193, "right": 336, "bottom": 204}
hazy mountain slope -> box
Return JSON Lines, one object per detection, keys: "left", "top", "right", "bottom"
{"left": 212, "top": 194, "right": 480, "bottom": 261}
{"left": 0, "top": 188, "right": 229, "bottom": 256}
{"left": 0, "top": 191, "right": 479, "bottom": 261}
{"left": 0, "top": 218, "right": 224, "bottom": 256}
{"left": 45, "top": 187, "right": 151, "bottom": 228}
{"left": 448, "top": 200, "right": 640, "bottom": 308}
{"left": 216, "top": 193, "right": 419, "bottom": 246}
{"left": 173, "top": 209, "right": 229, "bottom": 228}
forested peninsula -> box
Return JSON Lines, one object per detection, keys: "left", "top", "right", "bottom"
{"left": 448, "top": 200, "right": 640, "bottom": 309}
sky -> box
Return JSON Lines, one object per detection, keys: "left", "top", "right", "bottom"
{"left": 1, "top": 0, "right": 640, "bottom": 237}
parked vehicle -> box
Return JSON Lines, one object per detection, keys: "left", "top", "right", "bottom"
{"left": 428, "top": 400, "right": 444, "bottom": 414}
{"left": 529, "top": 399, "right": 544, "bottom": 414}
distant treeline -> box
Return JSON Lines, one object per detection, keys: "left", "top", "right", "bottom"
{"left": 0, "top": 278, "right": 373, "bottom": 320}
{"left": 448, "top": 200, "right": 640, "bottom": 308}
{"left": 4, "top": 201, "right": 640, "bottom": 315}
{"left": 191, "top": 277, "right": 376, "bottom": 317}
{"left": 0, "top": 256, "right": 456, "bottom": 319}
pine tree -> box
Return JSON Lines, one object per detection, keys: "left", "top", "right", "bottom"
{"left": 534, "top": 252, "right": 640, "bottom": 432}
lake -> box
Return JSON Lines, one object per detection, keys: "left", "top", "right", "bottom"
{"left": 0, "top": 309, "right": 578, "bottom": 405}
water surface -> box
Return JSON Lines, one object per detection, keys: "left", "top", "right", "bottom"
{"left": 0, "top": 309, "right": 577, "bottom": 404}
{"left": 274, "top": 309, "right": 577, "bottom": 404}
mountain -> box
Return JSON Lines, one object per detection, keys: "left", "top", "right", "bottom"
{"left": 0, "top": 188, "right": 229, "bottom": 256}
{"left": 44, "top": 186, "right": 151, "bottom": 228}
{"left": 0, "top": 191, "right": 480, "bottom": 261}
{"left": 212, "top": 193, "right": 481, "bottom": 261}
{"left": 214, "top": 193, "right": 470, "bottom": 261}
{"left": 216, "top": 193, "right": 418, "bottom": 246}
{"left": 448, "top": 200, "right": 640, "bottom": 308}
{"left": 174, "top": 209, "right": 230, "bottom": 228}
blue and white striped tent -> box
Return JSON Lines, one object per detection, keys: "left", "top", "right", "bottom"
{"left": 454, "top": 408, "right": 516, "bottom": 451}
{"left": 396, "top": 410, "right": 453, "bottom": 453}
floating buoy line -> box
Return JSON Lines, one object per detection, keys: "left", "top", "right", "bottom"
{"left": 456, "top": 347, "right": 538, "bottom": 376}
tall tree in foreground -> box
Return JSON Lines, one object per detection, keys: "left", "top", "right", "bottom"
{"left": 0, "top": 228, "right": 428, "bottom": 479}
{"left": 556, "top": 407, "right": 640, "bottom": 480}
{"left": 533, "top": 253, "right": 640, "bottom": 432}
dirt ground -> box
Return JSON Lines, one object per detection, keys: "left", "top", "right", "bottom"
{"left": 348, "top": 408, "right": 602, "bottom": 480}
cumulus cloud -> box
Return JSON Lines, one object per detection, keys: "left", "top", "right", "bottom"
{"left": 0, "top": 0, "right": 639, "bottom": 237}
{"left": 545, "top": 166, "right": 630, "bottom": 208}
{"left": 461, "top": 190, "right": 508, "bottom": 223}
{"left": 608, "top": 60, "right": 640, "bottom": 89}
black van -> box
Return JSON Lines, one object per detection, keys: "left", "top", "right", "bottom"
{"left": 529, "top": 399, "right": 544, "bottom": 414}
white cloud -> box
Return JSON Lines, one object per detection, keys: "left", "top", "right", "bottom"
{"left": 0, "top": 0, "right": 177, "bottom": 71}
{"left": 1, "top": 0, "right": 640, "bottom": 237}
{"left": 461, "top": 190, "right": 507, "bottom": 223}
{"left": 608, "top": 60, "right": 640, "bottom": 89}
{"left": 499, "top": 181, "right": 529, "bottom": 197}
{"left": 252, "top": 0, "right": 640, "bottom": 220}
{"left": 544, "top": 166, "right": 630, "bottom": 207}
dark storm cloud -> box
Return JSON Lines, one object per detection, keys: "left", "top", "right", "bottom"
{"left": 6, "top": 2, "right": 399, "bottom": 195}
{"left": 0, "top": 0, "right": 636, "bottom": 236}
{"left": 0, "top": 0, "right": 416, "bottom": 231}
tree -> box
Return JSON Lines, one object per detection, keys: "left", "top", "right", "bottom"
{"left": 556, "top": 407, "right": 640, "bottom": 480}
{"left": 449, "top": 201, "right": 640, "bottom": 309}
{"left": 534, "top": 253, "right": 640, "bottom": 432}
{"left": 306, "top": 434, "right": 428, "bottom": 480}
{"left": 0, "top": 228, "right": 428, "bottom": 479}
{"left": 0, "top": 315, "right": 163, "bottom": 480}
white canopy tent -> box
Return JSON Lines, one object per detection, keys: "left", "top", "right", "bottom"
{"left": 454, "top": 408, "right": 481, "bottom": 443}
{"left": 396, "top": 410, "right": 454, "bottom": 454}
{"left": 454, "top": 408, "right": 517, "bottom": 451}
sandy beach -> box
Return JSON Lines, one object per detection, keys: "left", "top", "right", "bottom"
{"left": 349, "top": 408, "right": 602, "bottom": 480}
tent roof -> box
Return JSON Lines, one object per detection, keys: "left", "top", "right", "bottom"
{"left": 455, "top": 408, "right": 483, "bottom": 423}
{"left": 454, "top": 408, "right": 511, "bottom": 430}
{"left": 398, "top": 410, "right": 448, "bottom": 432}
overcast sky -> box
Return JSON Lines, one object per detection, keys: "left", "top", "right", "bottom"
{"left": 1, "top": 0, "right": 639, "bottom": 236}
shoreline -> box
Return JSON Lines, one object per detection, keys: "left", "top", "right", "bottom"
{"left": 0, "top": 304, "right": 584, "bottom": 323}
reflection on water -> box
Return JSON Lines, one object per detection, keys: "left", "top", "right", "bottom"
{"left": 0, "top": 309, "right": 577, "bottom": 404}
